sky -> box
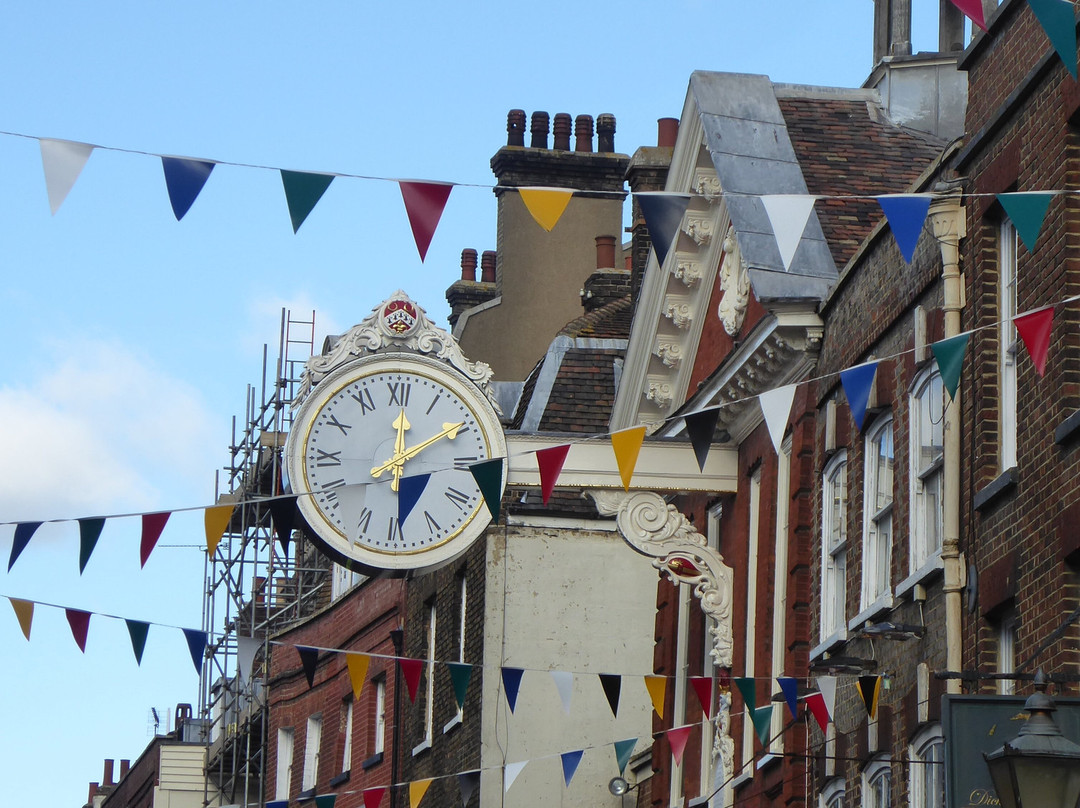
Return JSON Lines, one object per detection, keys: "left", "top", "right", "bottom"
{"left": 0, "top": 2, "right": 947, "bottom": 805}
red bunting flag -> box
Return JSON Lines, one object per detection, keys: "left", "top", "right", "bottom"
{"left": 399, "top": 181, "right": 453, "bottom": 262}
{"left": 805, "top": 692, "right": 831, "bottom": 733}
{"left": 690, "top": 676, "right": 713, "bottom": 718}
{"left": 536, "top": 444, "right": 570, "bottom": 505}
{"left": 66, "top": 608, "right": 91, "bottom": 652}
{"left": 667, "top": 725, "right": 693, "bottom": 766}
{"left": 363, "top": 787, "right": 386, "bottom": 808}
{"left": 949, "top": 0, "right": 987, "bottom": 30}
{"left": 1014, "top": 306, "right": 1054, "bottom": 377}
{"left": 400, "top": 658, "right": 424, "bottom": 703}
{"left": 141, "top": 512, "right": 170, "bottom": 567}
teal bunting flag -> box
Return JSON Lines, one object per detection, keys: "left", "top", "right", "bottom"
{"left": 468, "top": 458, "right": 504, "bottom": 523}
{"left": 281, "top": 170, "right": 335, "bottom": 233}
{"left": 78, "top": 517, "right": 105, "bottom": 574}
{"left": 931, "top": 334, "right": 970, "bottom": 400}
{"left": 614, "top": 738, "right": 637, "bottom": 775}
{"left": 447, "top": 662, "right": 472, "bottom": 710}
{"left": 314, "top": 795, "right": 337, "bottom": 808}
{"left": 752, "top": 705, "right": 774, "bottom": 745}
{"left": 126, "top": 620, "right": 150, "bottom": 665}
{"left": 734, "top": 676, "right": 757, "bottom": 712}
{"left": 998, "top": 192, "right": 1054, "bottom": 252}
{"left": 1028, "top": 0, "right": 1079, "bottom": 79}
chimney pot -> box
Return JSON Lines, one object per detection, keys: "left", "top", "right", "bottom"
{"left": 88, "top": 783, "right": 100, "bottom": 803}
{"left": 530, "top": 111, "right": 550, "bottom": 149}
{"left": 120, "top": 760, "right": 130, "bottom": 779}
{"left": 552, "top": 113, "right": 572, "bottom": 150}
{"left": 574, "top": 115, "right": 594, "bottom": 152}
{"left": 657, "top": 118, "right": 679, "bottom": 148}
{"left": 596, "top": 114, "right": 616, "bottom": 152}
{"left": 460, "top": 248, "right": 478, "bottom": 281}
{"left": 480, "top": 251, "right": 497, "bottom": 283}
{"left": 595, "top": 235, "right": 617, "bottom": 270}
{"left": 506, "top": 109, "right": 526, "bottom": 147}
{"left": 103, "top": 760, "right": 114, "bottom": 787}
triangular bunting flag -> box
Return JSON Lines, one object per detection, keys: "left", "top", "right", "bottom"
{"left": 140, "top": 512, "right": 170, "bottom": 568}
{"left": 1029, "top": 0, "right": 1079, "bottom": 79}
{"left": 614, "top": 738, "right": 637, "bottom": 775}
{"left": 237, "top": 636, "right": 260, "bottom": 685}
{"left": 777, "top": 677, "right": 800, "bottom": 720}
{"left": 857, "top": 675, "right": 882, "bottom": 720}
{"left": 126, "top": 620, "right": 149, "bottom": 665}
{"left": 504, "top": 761, "right": 527, "bottom": 793}
{"left": 315, "top": 796, "right": 337, "bottom": 808}
{"left": 761, "top": 194, "right": 816, "bottom": 270}
{"left": 877, "top": 194, "right": 932, "bottom": 263}
{"left": 363, "top": 787, "right": 386, "bottom": 808}
{"left": 78, "top": 517, "right": 105, "bottom": 574}
{"left": 949, "top": 0, "right": 987, "bottom": 31}
{"left": 281, "top": 170, "right": 335, "bottom": 233}
{"left": 684, "top": 408, "right": 720, "bottom": 472}
{"left": 9, "top": 598, "right": 33, "bottom": 641}
{"left": 399, "top": 473, "right": 431, "bottom": 523}
{"left": 760, "top": 384, "right": 796, "bottom": 455}
{"left": 518, "top": 187, "right": 573, "bottom": 232}
{"left": 752, "top": 705, "right": 774, "bottom": 746}
{"left": 817, "top": 676, "right": 838, "bottom": 720}
{"left": 806, "top": 692, "right": 831, "bottom": 733}
{"left": 536, "top": 444, "right": 570, "bottom": 505}
{"left": 1014, "top": 306, "right": 1054, "bottom": 377}
{"left": 612, "top": 425, "right": 646, "bottom": 491}
{"left": 637, "top": 192, "right": 691, "bottom": 266}
{"left": 400, "top": 658, "right": 424, "bottom": 703}
{"left": 205, "top": 504, "right": 234, "bottom": 557}
{"left": 182, "top": 628, "right": 207, "bottom": 674}
{"left": 998, "top": 192, "right": 1054, "bottom": 252}
{"left": 447, "top": 661, "right": 472, "bottom": 710}
{"left": 457, "top": 771, "right": 480, "bottom": 807}
{"left": 840, "top": 362, "right": 878, "bottom": 431}
{"left": 469, "top": 458, "right": 504, "bottom": 523}
{"left": 161, "top": 157, "right": 215, "bottom": 221}
{"left": 269, "top": 495, "right": 297, "bottom": 553}
{"left": 409, "top": 778, "right": 433, "bottom": 808}
{"left": 667, "top": 725, "right": 693, "bottom": 766}
{"left": 8, "top": 521, "right": 42, "bottom": 571}
{"left": 551, "top": 670, "right": 573, "bottom": 714}
{"left": 644, "top": 675, "right": 666, "bottom": 719}
{"left": 66, "top": 608, "right": 91, "bottom": 652}
{"left": 296, "top": 646, "right": 319, "bottom": 688}
{"left": 733, "top": 677, "right": 756, "bottom": 712}
{"left": 40, "top": 139, "right": 94, "bottom": 214}
{"left": 346, "top": 653, "right": 370, "bottom": 700}
{"left": 690, "top": 676, "right": 713, "bottom": 719}
{"left": 931, "top": 333, "right": 970, "bottom": 400}
{"left": 502, "top": 666, "right": 525, "bottom": 713}
{"left": 600, "top": 674, "right": 621, "bottom": 718}
{"left": 399, "top": 181, "right": 453, "bottom": 261}
{"left": 561, "top": 750, "right": 584, "bottom": 787}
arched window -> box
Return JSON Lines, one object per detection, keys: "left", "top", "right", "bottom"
{"left": 909, "top": 724, "right": 945, "bottom": 808}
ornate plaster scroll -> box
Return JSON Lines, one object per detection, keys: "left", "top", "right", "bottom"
{"left": 717, "top": 226, "right": 750, "bottom": 337}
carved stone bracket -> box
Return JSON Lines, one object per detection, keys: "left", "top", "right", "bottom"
{"left": 587, "top": 490, "right": 734, "bottom": 669}
{"left": 717, "top": 226, "right": 750, "bottom": 337}
{"left": 693, "top": 170, "right": 722, "bottom": 202}
{"left": 645, "top": 378, "right": 674, "bottom": 410}
{"left": 663, "top": 296, "right": 693, "bottom": 330}
{"left": 673, "top": 258, "right": 703, "bottom": 287}
{"left": 654, "top": 337, "right": 683, "bottom": 369}
{"left": 683, "top": 214, "right": 714, "bottom": 246}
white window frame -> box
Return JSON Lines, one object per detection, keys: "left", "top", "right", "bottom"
{"left": 997, "top": 609, "right": 1019, "bottom": 695}
{"left": 820, "top": 777, "right": 844, "bottom": 808}
{"left": 739, "top": 468, "right": 763, "bottom": 782}
{"left": 444, "top": 572, "right": 468, "bottom": 732}
{"left": 819, "top": 451, "right": 848, "bottom": 647}
{"left": 330, "top": 563, "right": 365, "bottom": 601}
{"left": 862, "top": 756, "right": 891, "bottom": 808}
{"left": 302, "top": 714, "right": 322, "bottom": 791}
{"left": 909, "top": 724, "right": 945, "bottom": 808}
{"left": 374, "top": 678, "right": 387, "bottom": 755}
{"left": 340, "top": 699, "right": 353, "bottom": 774}
{"left": 859, "top": 417, "right": 894, "bottom": 617}
{"left": 909, "top": 369, "right": 945, "bottom": 576}
{"left": 413, "top": 600, "right": 436, "bottom": 755}
{"left": 275, "top": 727, "right": 294, "bottom": 800}
{"left": 769, "top": 439, "right": 792, "bottom": 757}
{"left": 1000, "top": 218, "right": 1018, "bottom": 472}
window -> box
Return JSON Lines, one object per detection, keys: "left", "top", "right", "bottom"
{"left": 863, "top": 757, "right": 891, "bottom": 808}
{"left": 302, "top": 714, "right": 322, "bottom": 791}
{"left": 996, "top": 608, "right": 1019, "bottom": 695}
{"left": 331, "top": 563, "right": 364, "bottom": 601}
{"left": 862, "top": 418, "right": 894, "bottom": 611}
{"left": 910, "top": 725, "right": 945, "bottom": 808}
{"left": 340, "top": 699, "right": 353, "bottom": 774}
{"left": 275, "top": 727, "right": 294, "bottom": 800}
{"left": 821, "top": 452, "right": 848, "bottom": 641}
{"left": 1000, "top": 219, "right": 1018, "bottom": 471}
{"left": 445, "top": 571, "right": 468, "bottom": 731}
{"left": 413, "top": 599, "right": 436, "bottom": 754}
{"left": 769, "top": 440, "right": 792, "bottom": 756}
{"left": 741, "top": 469, "right": 763, "bottom": 778}
{"left": 821, "top": 777, "right": 845, "bottom": 808}
{"left": 910, "top": 370, "right": 945, "bottom": 572}
{"left": 374, "top": 678, "right": 387, "bottom": 755}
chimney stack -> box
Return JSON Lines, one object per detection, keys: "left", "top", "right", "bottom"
{"left": 103, "top": 760, "right": 114, "bottom": 788}
{"left": 120, "top": 760, "right": 130, "bottom": 779}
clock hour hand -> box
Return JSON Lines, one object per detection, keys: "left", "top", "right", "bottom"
{"left": 390, "top": 409, "right": 410, "bottom": 491}
{"left": 370, "top": 421, "right": 465, "bottom": 483}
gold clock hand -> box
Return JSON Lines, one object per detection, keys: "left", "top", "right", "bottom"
{"left": 370, "top": 421, "right": 465, "bottom": 481}
{"left": 389, "top": 409, "right": 411, "bottom": 492}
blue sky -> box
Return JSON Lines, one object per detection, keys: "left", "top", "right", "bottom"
{"left": 0, "top": 2, "right": 944, "bottom": 804}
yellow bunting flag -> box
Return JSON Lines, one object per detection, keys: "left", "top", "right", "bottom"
{"left": 346, "top": 653, "right": 371, "bottom": 700}
{"left": 518, "top": 187, "right": 573, "bottom": 232}
{"left": 644, "top": 675, "right": 666, "bottom": 719}
{"left": 409, "top": 779, "right": 433, "bottom": 808}
{"left": 9, "top": 598, "right": 33, "bottom": 641}
{"left": 205, "top": 503, "right": 235, "bottom": 557}
{"left": 612, "top": 425, "right": 647, "bottom": 491}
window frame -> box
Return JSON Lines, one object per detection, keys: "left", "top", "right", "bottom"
{"left": 302, "top": 713, "right": 322, "bottom": 792}
{"left": 819, "top": 451, "right": 849, "bottom": 646}
{"left": 275, "top": 726, "right": 294, "bottom": 800}
{"left": 909, "top": 368, "right": 945, "bottom": 576}
{"left": 862, "top": 756, "right": 892, "bottom": 808}
{"left": 340, "top": 698, "right": 353, "bottom": 775}
{"left": 909, "top": 724, "right": 945, "bottom": 808}
{"left": 374, "top": 677, "right": 387, "bottom": 756}
{"left": 1000, "top": 218, "right": 1018, "bottom": 472}
{"left": 412, "top": 599, "right": 437, "bottom": 755}
{"left": 860, "top": 416, "right": 895, "bottom": 615}
{"left": 996, "top": 608, "right": 1019, "bottom": 695}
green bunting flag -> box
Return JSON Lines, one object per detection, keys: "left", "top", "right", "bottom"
{"left": 468, "top": 458, "right": 504, "bottom": 523}
{"left": 614, "top": 738, "right": 637, "bottom": 775}
{"left": 998, "top": 192, "right": 1053, "bottom": 252}
{"left": 734, "top": 677, "right": 757, "bottom": 712}
{"left": 78, "top": 517, "right": 105, "bottom": 574}
{"left": 281, "top": 170, "right": 335, "bottom": 233}
{"left": 126, "top": 620, "right": 150, "bottom": 665}
{"left": 315, "top": 795, "right": 337, "bottom": 808}
{"left": 752, "top": 705, "right": 774, "bottom": 745}
{"left": 1028, "top": 0, "right": 1078, "bottom": 79}
{"left": 447, "top": 662, "right": 472, "bottom": 710}
{"left": 931, "top": 333, "right": 970, "bottom": 400}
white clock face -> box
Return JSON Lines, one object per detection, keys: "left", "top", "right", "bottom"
{"left": 287, "top": 355, "right": 505, "bottom": 572}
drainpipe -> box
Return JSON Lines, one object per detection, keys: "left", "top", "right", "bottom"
{"left": 929, "top": 190, "right": 966, "bottom": 695}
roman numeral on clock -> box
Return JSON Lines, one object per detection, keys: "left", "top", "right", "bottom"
{"left": 314, "top": 448, "right": 342, "bottom": 467}
{"left": 387, "top": 517, "right": 404, "bottom": 544}
{"left": 351, "top": 387, "right": 376, "bottom": 415}
{"left": 321, "top": 478, "right": 347, "bottom": 508}
{"left": 387, "top": 382, "right": 411, "bottom": 407}
{"left": 424, "top": 511, "right": 441, "bottom": 533}
{"left": 356, "top": 507, "right": 372, "bottom": 536}
{"left": 444, "top": 487, "right": 471, "bottom": 511}
{"left": 325, "top": 414, "right": 352, "bottom": 435}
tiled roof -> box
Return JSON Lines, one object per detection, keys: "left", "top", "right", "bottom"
{"left": 777, "top": 96, "right": 946, "bottom": 269}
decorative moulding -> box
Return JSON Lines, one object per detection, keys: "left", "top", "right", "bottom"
{"left": 663, "top": 296, "right": 694, "bottom": 330}
{"left": 673, "top": 258, "right": 703, "bottom": 287}
{"left": 692, "top": 169, "right": 722, "bottom": 202}
{"left": 717, "top": 225, "right": 750, "bottom": 337}
{"left": 683, "top": 213, "right": 714, "bottom": 246}
{"left": 654, "top": 337, "right": 683, "bottom": 369}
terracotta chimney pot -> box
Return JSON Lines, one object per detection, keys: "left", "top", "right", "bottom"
{"left": 574, "top": 114, "right": 594, "bottom": 152}
{"left": 657, "top": 118, "right": 679, "bottom": 148}
{"left": 506, "top": 109, "right": 526, "bottom": 147}
{"left": 460, "top": 248, "right": 478, "bottom": 281}
{"left": 595, "top": 235, "right": 616, "bottom": 269}
{"left": 480, "top": 251, "right": 497, "bottom": 283}
{"left": 530, "top": 111, "right": 550, "bottom": 149}
{"left": 553, "top": 113, "right": 572, "bottom": 150}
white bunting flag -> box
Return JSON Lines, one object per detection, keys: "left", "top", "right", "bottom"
{"left": 817, "top": 676, "right": 838, "bottom": 720}
{"left": 237, "top": 636, "right": 261, "bottom": 685}
{"left": 550, "top": 670, "right": 573, "bottom": 714}
{"left": 504, "top": 761, "right": 527, "bottom": 793}
{"left": 761, "top": 194, "right": 816, "bottom": 270}
{"left": 40, "top": 139, "right": 94, "bottom": 214}
{"left": 759, "top": 384, "right": 797, "bottom": 455}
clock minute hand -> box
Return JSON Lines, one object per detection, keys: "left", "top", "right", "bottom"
{"left": 370, "top": 421, "right": 465, "bottom": 480}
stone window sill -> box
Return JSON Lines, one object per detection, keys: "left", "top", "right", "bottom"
{"left": 974, "top": 467, "right": 1017, "bottom": 512}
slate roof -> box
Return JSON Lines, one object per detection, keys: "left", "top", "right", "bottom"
{"left": 776, "top": 94, "right": 946, "bottom": 269}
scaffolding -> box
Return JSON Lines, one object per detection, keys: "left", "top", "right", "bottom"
{"left": 199, "top": 308, "right": 331, "bottom": 807}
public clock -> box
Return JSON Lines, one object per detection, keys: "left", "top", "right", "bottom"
{"left": 286, "top": 352, "right": 507, "bottom": 573}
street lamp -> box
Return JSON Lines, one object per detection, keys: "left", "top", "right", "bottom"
{"left": 984, "top": 670, "right": 1080, "bottom": 808}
